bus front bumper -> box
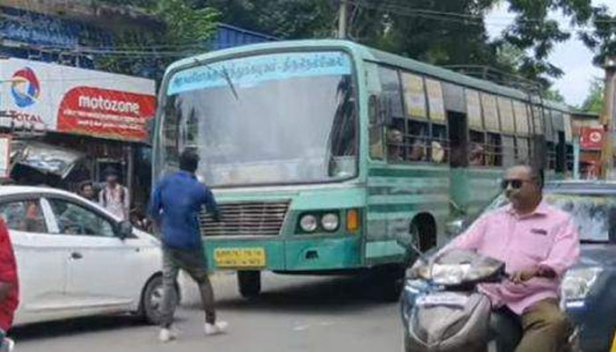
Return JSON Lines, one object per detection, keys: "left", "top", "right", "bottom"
{"left": 204, "top": 235, "right": 363, "bottom": 272}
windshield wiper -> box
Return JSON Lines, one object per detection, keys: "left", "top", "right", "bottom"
{"left": 193, "top": 58, "right": 239, "bottom": 100}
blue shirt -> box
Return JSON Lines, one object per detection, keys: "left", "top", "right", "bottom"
{"left": 148, "top": 171, "right": 219, "bottom": 250}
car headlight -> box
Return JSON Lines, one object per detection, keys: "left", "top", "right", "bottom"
{"left": 562, "top": 267, "right": 603, "bottom": 301}
{"left": 299, "top": 214, "right": 318, "bottom": 232}
{"left": 321, "top": 213, "right": 339, "bottom": 232}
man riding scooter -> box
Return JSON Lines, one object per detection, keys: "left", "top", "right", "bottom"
{"left": 445, "top": 164, "right": 580, "bottom": 352}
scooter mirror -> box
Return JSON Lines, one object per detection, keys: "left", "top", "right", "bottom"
{"left": 445, "top": 218, "right": 467, "bottom": 236}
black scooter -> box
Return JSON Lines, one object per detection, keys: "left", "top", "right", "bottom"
{"left": 399, "top": 246, "right": 577, "bottom": 352}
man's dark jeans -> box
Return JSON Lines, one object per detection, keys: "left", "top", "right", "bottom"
{"left": 160, "top": 246, "right": 216, "bottom": 327}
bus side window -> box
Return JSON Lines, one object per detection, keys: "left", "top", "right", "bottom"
{"left": 566, "top": 144, "right": 574, "bottom": 173}
{"left": 516, "top": 136, "right": 530, "bottom": 163}
{"left": 469, "top": 130, "right": 485, "bottom": 166}
{"left": 502, "top": 135, "right": 516, "bottom": 167}
{"left": 547, "top": 141, "right": 557, "bottom": 170}
{"left": 387, "top": 118, "right": 406, "bottom": 162}
{"left": 407, "top": 120, "right": 429, "bottom": 162}
{"left": 368, "top": 94, "right": 384, "bottom": 160}
{"left": 431, "top": 124, "right": 448, "bottom": 164}
{"left": 486, "top": 133, "right": 502, "bottom": 167}
{"left": 377, "top": 66, "right": 404, "bottom": 118}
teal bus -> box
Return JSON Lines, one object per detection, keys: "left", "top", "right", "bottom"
{"left": 152, "top": 40, "right": 574, "bottom": 298}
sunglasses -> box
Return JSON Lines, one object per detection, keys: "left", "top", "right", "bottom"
{"left": 501, "top": 179, "right": 534, "bottom": 190}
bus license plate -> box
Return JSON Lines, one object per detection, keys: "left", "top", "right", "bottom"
{"left": 214, "top": 248, "right": 266, "bottom": 269}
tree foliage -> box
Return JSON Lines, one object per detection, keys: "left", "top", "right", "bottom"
{"left": 156, "top": 0, "right": 219, "bottom": 45}
{"left": 580, "top": 77, "right": 604, "bottom": 114}
{"left": 581, "top": 5, "right": 616, "bottom": 67}
{"left": 97, "top": 0, "right": 616, "bottom": 94}
{"left": 95, "top": 0, "right": 219, "bottom": 77}
{"left": 196, "top": 0, "right": 614, "bottom": 90}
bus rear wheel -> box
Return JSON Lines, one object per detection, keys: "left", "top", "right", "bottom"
{"left": 238, "top": 271, "right": 261, "bottom": 298}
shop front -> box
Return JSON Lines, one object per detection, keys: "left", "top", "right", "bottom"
{"left": 0, "top": 58, "right": 156, "bottom": 216}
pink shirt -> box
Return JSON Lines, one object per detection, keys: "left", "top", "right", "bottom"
{"left": 448, "top": 200, "right": 580, "bottom": 315}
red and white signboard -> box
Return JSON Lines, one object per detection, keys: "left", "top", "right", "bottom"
{"left": 0, "top": 58, "right": 156, "bottom": 142}
{"left": 580, "top": 126, "right": 604, "bottom": 150}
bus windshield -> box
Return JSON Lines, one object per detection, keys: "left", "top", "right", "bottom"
{"left": 160, "top": 51, "right": 357, "bottom": 187}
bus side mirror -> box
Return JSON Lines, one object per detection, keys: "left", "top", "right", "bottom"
{"left": 445, "top": 218, "right": 467, "bottom": 236}
{"left": 145, "top": 118, "right": 154, "bottom": 146}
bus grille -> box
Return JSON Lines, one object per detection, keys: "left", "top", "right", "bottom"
{"left": 199, "top": 201, "right": 290, "bottom": 237}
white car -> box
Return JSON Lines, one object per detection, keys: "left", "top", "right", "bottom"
{"left": 0, "top": 186, "right": 175, "bottom": 326}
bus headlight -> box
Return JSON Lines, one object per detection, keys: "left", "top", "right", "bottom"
{"left": 299, "top": 214, "right": 318, "bottom": 233}
{"left": 562, "top": 267, "right": 602, "bottom": 301}
{"left": 321, "top": 213, "right": 339, "bottom": 232}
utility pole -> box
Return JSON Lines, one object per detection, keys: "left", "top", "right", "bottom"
{"left": 338, "top": 0, "right": 348, "bottom": 39}
{"left": 600, "top": 57, "right": 616, "bottom": 180}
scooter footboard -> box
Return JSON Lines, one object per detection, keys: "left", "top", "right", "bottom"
{"left": 407, "top": 292, "right": 491, "bottom": 352}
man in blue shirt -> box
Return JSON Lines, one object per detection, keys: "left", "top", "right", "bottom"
{"left": 149, "top": 150, "right": 227, "bottom": 342}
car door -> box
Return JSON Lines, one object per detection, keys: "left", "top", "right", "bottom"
{"left": 44, "top": 196, "right": 144, "bottom": 313}
{"left": 0, "top": 196, "right": 73, "bottom": 325}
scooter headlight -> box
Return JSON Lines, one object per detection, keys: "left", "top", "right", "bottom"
{"left": 430, "top": 264, "right": 471, "bottom": 286}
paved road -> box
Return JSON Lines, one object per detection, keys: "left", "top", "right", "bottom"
{"left": 12, "top": 273, "right": 403, "bottom": 352}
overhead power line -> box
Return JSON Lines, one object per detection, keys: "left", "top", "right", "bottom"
{"left": 359, "top": 0, "right": 616, "bottom": 24}
{"left": 346, "top": 0, "right": 614, "bottom": 33}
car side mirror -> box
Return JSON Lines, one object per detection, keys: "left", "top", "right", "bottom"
{"left": 118, "top": 220, "right": 133, "bottom": 240}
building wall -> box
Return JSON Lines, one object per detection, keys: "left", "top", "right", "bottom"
{"left": 0, "top": 6, "right": 113, "bottom": 69}
{"left": 211, "top": 24, "right": 278, "bottom": 51}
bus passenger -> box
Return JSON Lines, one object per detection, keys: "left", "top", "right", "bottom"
{"left": 387, "top": 129, "right": 404, "bottom": 162}
{"left": 431, "top": 141, "right": 446, "bottom": 163}
{"left": 469, "top": 143, "right": 484, "bottom": 166}
{"left": 408, "top": 138, "right": 427, "bottom": 161}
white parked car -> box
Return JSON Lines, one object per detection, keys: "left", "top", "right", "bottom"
{"left": 0, "top": 186, "right": 175, "bottom": 326}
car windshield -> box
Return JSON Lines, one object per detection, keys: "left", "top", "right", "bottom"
{"left": 158, "top": 51, "right": 357, "bottom": 187}
{"left": 484, "top": 191, "right": 615, "bottom": 242}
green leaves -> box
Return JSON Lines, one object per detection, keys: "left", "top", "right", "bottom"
{"left": 93, "top": 0, "right": 615, "bottom": 91}
{"left": 155, "top": 0, "right": 220, "bottom": 44}
{"left": 580, "top": 77, "right": 604, "bottom": 114}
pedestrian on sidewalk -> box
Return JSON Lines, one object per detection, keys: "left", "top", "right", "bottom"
{"left": 99, "top": 167, "right": 130, "bottom": 220}
{"left": 149, "top": 150, "right": 227, "bottom": 343}
{"left": 78, "top": 180, "right": 97, "bottom": 203}
{"left": 0, "top": 219, "right": 19, "bottom": 351}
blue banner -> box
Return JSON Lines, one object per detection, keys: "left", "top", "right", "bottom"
{"left": 167, "top": 51, "right": 352, "bottom": 95}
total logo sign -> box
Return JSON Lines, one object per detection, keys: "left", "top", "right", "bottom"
{"left": 0, "top": 66, "right": 47, "bottom": 131}
{"left": 10, "top": 67, "right": 40, "bottom": 108}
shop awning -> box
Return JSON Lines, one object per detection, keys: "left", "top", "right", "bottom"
{"left": 14, "top": 141, "right": 84, "bottom": 179}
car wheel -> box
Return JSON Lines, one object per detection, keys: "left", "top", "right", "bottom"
{"left": 238, "top": 271, "right": 261, "bottom": 298}
{"left": 140, "top": 275, "right": 177, "bottom": 325}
